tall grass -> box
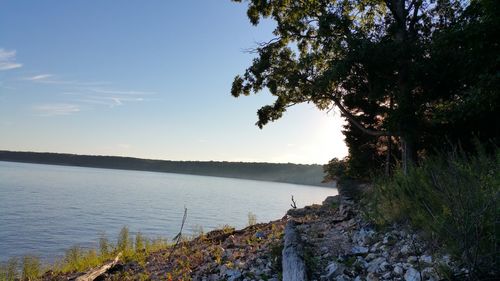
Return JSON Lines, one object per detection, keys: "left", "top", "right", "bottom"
{"left": 0, "top": 226, "right": 171, "bottom": 280}
{"left": 0, "top": 256, "right": 42, "bottom": 281}
{"left": 367, "top": 145, "right": 499, "bottom": 279}
{"left": 55, "top": 226, "right": 170, "bottom": 273}
{"left": 0, "top": 258, "right": 18, "bottom": 281}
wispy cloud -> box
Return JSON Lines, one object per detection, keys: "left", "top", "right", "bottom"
{"left": 22, "top": 74, "right": 54, "bottom": 81}
{"left": 89, "top": 88, "right": 155, "bottom": 96}
{"left": 33, "top": 103, "right": 81, "bottom": 116}
{"left": 77, "top": 95, "right": 145, "bottom": 107}
{"left": 0, "top": 49, "right": 22, "bottom": 71}
{"left": 21, "top": 73, "right": 108, "bottom": 86}
{"left": 71, "top": 87, "right": 152, "bottom": 108}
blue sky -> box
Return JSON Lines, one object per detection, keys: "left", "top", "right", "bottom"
{"left": 0, "top": 1, "right": 347, "bottom": 164}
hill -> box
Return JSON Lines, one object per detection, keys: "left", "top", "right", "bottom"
{"left": 0, "top": 150, "right": 329, "bottom": 187}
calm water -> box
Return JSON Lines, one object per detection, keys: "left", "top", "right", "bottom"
{"left": 0, "top": 161, "right": 337, "bottom": 262}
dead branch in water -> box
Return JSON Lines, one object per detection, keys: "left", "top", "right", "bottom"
{"left": 166, "top": 206, "right": 188, "bottom": 263}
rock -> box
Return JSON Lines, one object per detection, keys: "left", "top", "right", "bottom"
{"left": 382, "top": 272, "right": 391, "bottom": 279}
{"left": 366, "top": 272, "right": 379, "bottom": 281}
{"left": 400, "top": 244, "right": 411, "bottom": 255}
{"left": 422, "top": 267, "right": 438, "bottom": 280}
{"left": 354, "top": 276, "right": 362, "bottom": 281}
{"left": 370, "top": 242, "right": 381, "bottom": 253}
{"left": 366, "top": 257, "right": 385, "bottom": 273}
{"left": 352, "top": 246, "right": 369, "bottom": 255}
{"left": 353, "top": 228, "right": 375, "bottom": 245}
{"left": 420, "top": 255, "right": 432, "bottom": 264}
{"left": 226, "top": 269, "right": 242, "bottom": 281}
{"left": 404, "top": 268, "right": 421, "bottom": 281}
{"left": 365, "top": 253, "right": 377, "bottom": 261}
{"left": 255, "top": 231, "right": 266, "bottom": 239}
{"left": 407, "top": 256, "right": 418, "bottom": 263}
{"left": 325, "top": 261, "right": 345, "bottom": 278}
{"left": 379, "top": 261, "right": 389, "bottom": 271}
{"left": 393, "top": 265, "right": 404, "bottom": 275}
{"left": 336, "top": 274, "right": 350, "bottom": 281}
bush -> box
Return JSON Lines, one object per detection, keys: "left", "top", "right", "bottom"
{"left": 367, "top": 145, "right": 499, "bottom": 279}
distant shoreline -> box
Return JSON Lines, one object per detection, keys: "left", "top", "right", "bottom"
{"left": 0, "top": 150, "right": 333, "bottom": 187}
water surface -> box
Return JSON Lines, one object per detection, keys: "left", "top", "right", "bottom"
{"left": 0, "top": 161, "right": 336, "bottom": 262}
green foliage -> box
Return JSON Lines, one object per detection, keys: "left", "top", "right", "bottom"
{"left": 367, "top": 146, "right": 499, "bottom": 278}
{"left": 323, "top": 157, "right": 348, "bottom": 182}
{"left": 117, "top": 226, "right": 131, "bottom": 254}
{"left": 0, "top": 258, "right": 18, "bottom": 281}
{"left": 55, "top": 226, "right": 169, "bottom": 274}
{"left": 232, "top": 0, "right": 499, "bottom": 172}
{"left": 22, "top": 255, "right": 41, "bottom": 281}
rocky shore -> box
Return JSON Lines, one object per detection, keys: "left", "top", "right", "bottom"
{"left": 42, "top": 194, "right": 462, "bottom": 281}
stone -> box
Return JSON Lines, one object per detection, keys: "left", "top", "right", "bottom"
{"left": 367, "top": 257, "right": 385, "bottom": 273}
{"left": 325, "top": 262, "right": 345, "bottom": 278}
{"left": 404, "top": 268, "right": 421, "bottom": 281}
{"left": 370, "top": 242, "right": 381, "bottom": 253}
{"left": 382, "top": 272, "right": 392, "bottom": 279}
{"left": 336, "top": 274, "right": 350, "bottom": 281}
{"left": 420, "top": 255, "right": 432, "bottom": 264}
{"left": 352, "top": 246, "right": 369, "bottom": 255}
{"left": 366, "top": 272, "right": 379, "bottom": 281}
{"left": 422, "top": 267, "right": 438, "bottom": 280}
{"left": 407, "top": 256, "right": 418, "bottom": 263}
{"left": 400, "top": 244, "right": 411, "bottom": 255}
{"left": 379, "top": 261, "right": 389, "bottom": 271}
{"left": 365, "top": 253, "right": 377, "bottom": 261}
{"left": 255, "top": 231, "right": 266, "bottom": 239}
{"left": 227, "top": 269, "right": 242, "bottom": 281}
{"left": 393, "top": 265, "right": 404, "bottom": 275}
{"left": 353, "top": 228, "right": 375, "bottom": 245}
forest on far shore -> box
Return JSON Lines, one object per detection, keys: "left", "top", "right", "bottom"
{"left": 0, "top": 150, "right": 328, "bottom": 187}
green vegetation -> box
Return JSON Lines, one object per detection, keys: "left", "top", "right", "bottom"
{"left": 0, "top": 258, "right": 18, "bottom": 281}
{"left": 0, "top": 256, "right": 42, "bottom": 281}
{"left": 0, "top": 226, "right": 170, "bottom": 281}
{"left": 55, "top": 228, "right": 170, "bottom": 273}
{"left": 365, "top": 146, "right": 499, "bottom": 278}
{"left": 233, "top": 1, "right": 498, "bottom": 279}
{"left": 233, "top": 0, "right": 498, "bottom": 177}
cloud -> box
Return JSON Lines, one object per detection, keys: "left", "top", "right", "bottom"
{"left": 89, "top": 88, "right": 155, "bottom": 95}
{"left": 0, "top": 49, "right": 22, "bottom": 71}
{"left": 22, "top": 73, "right": 109, "bottom": 86}
{"left": 77, "top": 95, "right": 145, "bottom": 108}
{"left": 22, "top": 74, "right": 54, "bottom": 81}
{"left": 33, "top": 103, "right": 81, "bottom": 116}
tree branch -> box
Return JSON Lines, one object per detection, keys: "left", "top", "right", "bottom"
{"left": 329, "top": 94, "right": 394, "bottom": 137}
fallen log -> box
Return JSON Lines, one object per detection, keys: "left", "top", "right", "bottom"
{"left": 282, "top": 220, "right": 307, "bottom": 281}
{"left": 74, "top": 252, "right": 122, "bottom": 281}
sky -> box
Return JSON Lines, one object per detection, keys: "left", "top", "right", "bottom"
{"left": 0, "top": 1, "right": 348, "bottom": 164}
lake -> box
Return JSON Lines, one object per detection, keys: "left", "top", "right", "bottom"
{"left": 0, "top": 161, "right": 337, "bottom": 263}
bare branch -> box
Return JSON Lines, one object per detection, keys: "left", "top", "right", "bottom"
{"left": 329, "top": 93, "right": 394, "bottom": 137}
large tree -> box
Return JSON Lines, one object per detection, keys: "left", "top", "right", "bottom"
{"left": 231, "top": 0, "right": 498, "bottom": 171}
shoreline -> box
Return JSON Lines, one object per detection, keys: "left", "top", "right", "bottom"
{"left": 31, "top": 193, "right": 463, "bottom": 281}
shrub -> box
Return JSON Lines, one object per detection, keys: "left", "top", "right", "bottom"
{"left": 368, "top": 145, "right": 499, "bottom": 278}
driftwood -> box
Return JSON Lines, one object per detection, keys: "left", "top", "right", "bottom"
{"left": 74, "top": 252, "right": 122, "bottom": 281}
{"left": 282, "top": 220, "right": 307, "bottom": 281}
